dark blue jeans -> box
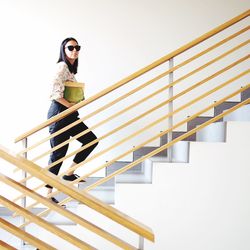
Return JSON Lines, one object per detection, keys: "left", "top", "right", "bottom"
{"left": 46, "top": 101, "right": 98, "bottom": 188}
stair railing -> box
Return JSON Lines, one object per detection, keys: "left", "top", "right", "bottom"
{"left": 14, "top": 63, "right": 249, "bottom": 209}
{"left": 13, "top": 50, "right": 249, "bottom": 206}
{"left": 0, "top": 9, "right": 249, "bottom": 250}
{"left": 18, "top": 84, "right": 250, "bottom": 218}
{"left": 12, "top": 33, "right": 249, "bottom": 192}
{"left": 0, "top": 225, "right": 55, "bottom": 250}
{"left": 12, "top": 6, "right": 250, "bottom": 227}
{"left": 0, "top": 173, "right": 140, "bottom": 250}
{"left": 0, "top": 146, "right": 154, "bottom": 249}
{"left": 0, "top": 196, "right": 96, "bottom": 250}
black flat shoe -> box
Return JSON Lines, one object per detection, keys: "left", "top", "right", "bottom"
{"left": 50, "top": 197, "right": 66, "bottom": 208}
{"left": 50, "top": 197, "right": 59, "bottom": 203}
{"left": 62, "top": 174, "right": 86, "bottom": 182}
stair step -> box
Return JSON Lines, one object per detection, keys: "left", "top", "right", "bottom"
{"left": 241, "top": 87, "right": 250, "bottom": 101}
{"left": 133, "top": 146, "right": 168, "bottom": 161}
{"left": 0, "top": 207, "right": 44, "bottom": 217}
{"left": 1, "top": 204, "right": 77, "bottom": 226}
{"left": 78, "top": 177, "right": 115, "bottom": 204}
{"left": 44, "top": 207, "right": 77, "bottom": 225}
{"left": 108, "top": 161, "right": 143, "bottom": 174}
{"left": 160, "top": 133, "right": 168, "bottom": 145}
{"left": 223, "top": 104, "right": 250, "bottom": 121}
{"left": 187, "top": 116, "right": 212, "bottom": 131}
{"left": 196, "top": 121, "right": 226, "bottom": 142}
{"left": 214, "top": 101, "right": 239, "bottom": 117}
{"left": 106, "top": 159, "right": 153, "bottom": 184}
{"left": 53, "top": 177, "right": 115, "bottom": 204}
{"left": 173, "top": 131, "right": 194, "bottom": 141}
{"left": 0, "top": 206, "right": 77, "bottom": 226}
{"left": 172, "top": 141, "right": 190, "bottom": 163}
{"left": 21, "top": 245, "right": 36, "bottom": 250}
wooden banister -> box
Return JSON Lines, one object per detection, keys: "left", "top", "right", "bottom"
{"left": 0, "top": 145, "right": 155, "bottom": 242}
{"left": 0, "top": 174, "right": 138, "bottom": 250}
{"left": 0, "top": 196, "right": 96, "bottom": 250}
{"left": 0, "top": 219, "right": 56, "bottom": 250}
{"left": 14, "top": 10, "right": 249, "bottom": 143}
{"left": 0, "top": 240, "right": 18, "bottom": 250}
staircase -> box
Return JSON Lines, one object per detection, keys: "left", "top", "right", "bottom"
{"left": 0, "top": 10, "right": 249, "bottom": 250}
{"left": 107, "top": 90, "right": 250, "bottom": 186}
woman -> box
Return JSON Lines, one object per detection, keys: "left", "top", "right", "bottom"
{"left": 46, "top": 37, "right": 98, "bottom": 203}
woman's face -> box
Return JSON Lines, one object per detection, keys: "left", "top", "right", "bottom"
{"left": 64, "top": 40, "right": 80, "bottom": 64}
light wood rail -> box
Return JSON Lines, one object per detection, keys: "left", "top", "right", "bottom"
{"left": 0, "top": 240, "right": 18, "bottom": 250}
{"left": 0, "top": 219, "right": 56, "bottom": 250}
{"left": 0, "top": 145, "right": 155, "bottom": 242}
{"left": 0, "top": 196, "right": 96, "bottom": 250}
{"left": 0, "top": 174, "right": 138, "bottom": 250}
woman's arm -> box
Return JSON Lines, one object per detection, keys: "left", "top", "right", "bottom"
{"left": 50, "top": 62, "right": 76, "bottom": 108}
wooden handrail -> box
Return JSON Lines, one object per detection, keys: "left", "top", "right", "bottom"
{"left": 0, "top": 145, "right": 155, "bottom": 242}
{"left": 0, "top": 174, "right": 138, "bottom": 250}
{"left": 0, "top": 219, "right": 56, "bottom": 250}
{"left": 0, "top": 196, "right": 96, "bottom": 250}
{"left": 0, "top": 240, "right": 18, "bottom": 250}
{"left": 14, "top": 10, "right": 249, "bottom": 143}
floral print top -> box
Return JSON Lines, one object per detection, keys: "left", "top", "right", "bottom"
{"left": 49, "top": 61, "right": 77, "bottom": 100}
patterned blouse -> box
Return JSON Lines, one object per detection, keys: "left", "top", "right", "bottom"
{"left": 49, "top": 61, "right": 77, "bottom": 100}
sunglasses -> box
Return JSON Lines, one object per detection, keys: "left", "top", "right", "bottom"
{"left": 66, "top": 45, "right": 81, "bottom": 51}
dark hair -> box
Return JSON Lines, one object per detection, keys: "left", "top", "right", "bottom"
{"left": 57, "top": 37, "right": 79, "bottom": 74}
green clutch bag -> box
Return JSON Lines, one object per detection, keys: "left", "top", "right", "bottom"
{"left": 64, "top": 81, "right": 85, "bottom": 103}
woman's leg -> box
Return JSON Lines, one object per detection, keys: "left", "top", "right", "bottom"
{"left": 45, "top": 130, "right": 70, "bottom": 189}
{"left": 63, "top": 121, "right": 98, "bottom": 178}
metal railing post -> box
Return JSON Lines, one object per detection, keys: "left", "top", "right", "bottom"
{"left": 168, "top": 58, "right": 174, "bottom": 162}
{"left": 139, "top": 236, "right": 144, "bottom": 250}
{"left": 20, "top": 138, "right": 28, "bottom": 249}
